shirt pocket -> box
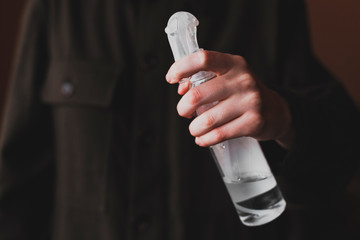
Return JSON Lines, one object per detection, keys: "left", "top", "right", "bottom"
{"left": 41, "top": 60, "right": 121, "bottom": 107}
{"left": 41, "top": 60, "right": 121, "bottom": 213}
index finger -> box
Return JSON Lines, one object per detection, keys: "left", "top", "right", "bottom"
{"left": 166, "top": 50, "right": 233, "bottom": 84}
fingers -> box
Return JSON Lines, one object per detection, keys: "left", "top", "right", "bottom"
{"left": 177, "top": 78, "right": 190, "bottom": 95}
{"left": 176, "top": 76, "right": 230, "bottom": 118}
{"left": 165, "top": 50, "right": 274, "bottom": 147}
{"left": 194, "top": 111, "right": 265, "bottom": 147}
{"left": 176, "top": 69, "right": 259, "bottom": 119}
{"left": 187, "top": 90, "right": 263, "bottom": 147}
{"left": 188, "top": 98, "right": 245, "bottom": 137}
{"left": 166, "top": 50, "right": 236, "bottom": 84}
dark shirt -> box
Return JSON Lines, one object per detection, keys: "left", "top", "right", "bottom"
{"left": 0, "top": 0, "right": 359, "bottom": 239}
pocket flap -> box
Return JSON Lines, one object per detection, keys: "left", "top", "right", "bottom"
{"left": 41, "top": 60, "right": 121, "bottom": 107}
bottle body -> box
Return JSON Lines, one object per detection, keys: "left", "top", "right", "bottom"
{"left": 210, "top": 138, "right": 286, "bottom": 226}
{"left": 191, "top": 74, "right": 286, "bottom": 226}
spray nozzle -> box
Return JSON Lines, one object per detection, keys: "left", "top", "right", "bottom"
{"left": 165, "top": 11, "right": 200, "bottom": 61}
{"left": 165, "top": 11, "right": 216, "bottom": 85}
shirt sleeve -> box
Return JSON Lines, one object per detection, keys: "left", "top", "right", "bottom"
{"left": 265, "top": 0, "right": 360, "bottom": 205}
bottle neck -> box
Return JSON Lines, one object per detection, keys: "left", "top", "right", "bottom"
{"left": 190, "top": 71, "right": 216, "bottom": 88}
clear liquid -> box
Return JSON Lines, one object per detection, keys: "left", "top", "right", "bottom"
{"left": 224, "top": 175, "right": 286, "bottom": 226}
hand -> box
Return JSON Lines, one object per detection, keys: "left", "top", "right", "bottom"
{"left": 166, "top": 50, "right": 294, "bottom": 149}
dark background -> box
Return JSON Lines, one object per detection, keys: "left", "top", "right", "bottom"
{"left": 0, "top": 0, "right": 359, "bottom": 225}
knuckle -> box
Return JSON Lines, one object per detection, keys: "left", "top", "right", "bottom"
{"left": 212, "top": 128, "right": 226, "bottom": 143}
{"left": 196, "top": 50, "right": 212, "bottom": 67}
{"left": 188, "top": 87, "right": 202, "bottom": 105}
{"left": 233, "top": 55, "right": 246, "bottom": 65}
{"left": 238, "top": 73, "right": 255, "bottom": 89}
{"left": 204, "top": 113, "right": 216, "bottom": 128}
{"left": 234, "top": 55, "right": 251, "bottom": 71}
{"left": 248, "top": 112, "right": 265, "bottom": 135}
{"left": 248, "top": 91, "right": 262, "bottom": 108}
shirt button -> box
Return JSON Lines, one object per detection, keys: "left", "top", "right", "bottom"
{"left": 60, "top": 82, "right": 75, "bottom": 97}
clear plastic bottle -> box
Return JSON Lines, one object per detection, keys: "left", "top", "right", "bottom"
{"left": 166, "top": 11, "right": 286, "bottom": 226}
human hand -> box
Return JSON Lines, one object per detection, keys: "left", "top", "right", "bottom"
{"left": 166, "top": 50, "right": 294, "bottom": 149}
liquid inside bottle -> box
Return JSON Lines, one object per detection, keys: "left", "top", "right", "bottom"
{"left": 223, "top": 174, "right": 286, "bottom": 226}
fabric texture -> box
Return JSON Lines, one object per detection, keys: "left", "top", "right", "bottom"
{"left": 0, "top": 0, "right": 359, "bottom": 239}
